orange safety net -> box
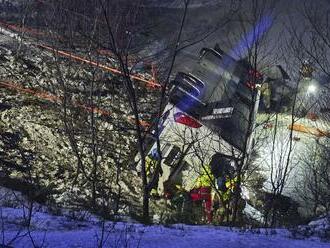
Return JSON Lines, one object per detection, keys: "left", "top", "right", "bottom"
{"left": 0, "top": 81, "right": 150, "bottom": 128}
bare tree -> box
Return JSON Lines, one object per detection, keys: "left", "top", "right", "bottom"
{"left": 215, "top": 0, "right": 282, "bottom": 225}
{"left": 285, "top": 0, "right": 330, "bottom": 219}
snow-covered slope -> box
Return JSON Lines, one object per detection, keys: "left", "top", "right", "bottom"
{"left": 1, "top": 206, "right": 329, "bottom": 248}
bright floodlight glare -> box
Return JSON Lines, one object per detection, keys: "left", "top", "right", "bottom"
{"left": 307, "top": 84, "right": 317, "bottom": 93}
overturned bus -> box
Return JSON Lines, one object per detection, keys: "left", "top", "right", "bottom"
{"left": 137, "top": 45, "right": 262, "bottom": 222}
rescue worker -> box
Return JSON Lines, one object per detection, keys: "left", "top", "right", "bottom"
{"left": 209, "top": 153, "right": 241, "bottom": 223}
{"left": 259, "top": 82, "right": 271, "bottom": 110}
{"left": 300, "top": 59, "right": 314, "bottom": 78}
{"left": 216, "top": 174, "right": 245, "bottom": 224}
{"left": 220, "top": 175, "right": 238, "bottom": 202}
{"left": 190, "top": 162, "right": 239, "bottom": 223}
{"left": 190, "top": 165, "right": 214, "bottom": 223}
{"left": 145, "top": 148, "right": 162, "bottom": 196}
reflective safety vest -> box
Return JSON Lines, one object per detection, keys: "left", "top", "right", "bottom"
{"left": 222, "top": 176, "right": 238, "bottom": 202}
{"left": 194, "top": 165, "right": 214, "bottom": 189}
{"left": 225, "top": 176, "right": 237, "bottom": 190}
{"left": 145, "top": 156, "right": 157, "bottom": 176}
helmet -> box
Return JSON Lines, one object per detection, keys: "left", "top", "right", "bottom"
{"left": 302, "top": 59, "right": 311, "bottom": 66}
{"left": 150, "top": 148, "right": 160, "bottom": 160}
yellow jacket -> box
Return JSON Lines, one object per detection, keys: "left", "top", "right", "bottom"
{"left": 145, "top": 156, "right": 157, "bottom": 176}
{"left": 194, "top": 165, "right": 214, "bottom": 188}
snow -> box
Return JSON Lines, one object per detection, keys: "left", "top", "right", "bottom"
{"left": 0, "top": 205, "right": 329, "bottom": 248}
{"left": 243, "top": 203, "right": 264, "bottom": 223}
{"left": 0, "top": 2, "right": 329, "bottom": 247}
{"left": 144, "top": 0, "right": 222, "bottom": 9}
{"left": 309, "top": 217, "right": 329, "bottom": 228}
{"left": 290, "top": 215, "right": 330, "bottom": 241}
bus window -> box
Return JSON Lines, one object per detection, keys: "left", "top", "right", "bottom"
{"left": 188, "top": 73, "right": 205, "bottom": 91}
{"left": 164, "top": 145, "right": 181, "bottom": 166}
{"left": 161, "top": 143, "right": 172, "bottom": 157}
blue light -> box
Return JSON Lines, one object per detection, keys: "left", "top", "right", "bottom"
{"left": 158, "top": 15, "right": 274, "bottom": 138}
{"left": 229, "top": 15, "right": 273, "bottom": 58}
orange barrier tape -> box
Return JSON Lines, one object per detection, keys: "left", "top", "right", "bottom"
{"left": 0, "top": 18, "right": 154, "bottom": 127}
{"left": 0, "top": 18, "right": 160, "bottom": 89}
{"left": 0, "top": 20, "right": 45, "bottom": 37}
{"left": 0, "top": 81, "right": 150, "bottom": 128}
{"left": 37, "top": 44, "right": 162, "bottom": 89}
{"left": 288, "top": 123, "right": 329, "bottom": 138}
{"left": 0, "top": 81, "right": 60, "bottom": 103}
{"left": 0, "top": 19, "right": 63, "bottom": 42}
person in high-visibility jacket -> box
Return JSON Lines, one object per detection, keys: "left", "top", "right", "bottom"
{"left": 192, "top": 165, "right": 239, "bottom": 218}
{"left": 220, "top": 175, "right": 238, "bottom": 202}
{"left": 212, "top": 174, "right": 240, "bottom": 223}
{"left": 190, "top": 165, "right": 214, "bottom": 222}
{"left": 194, "top": 165, "right": 214, "bottom": 188}
{"left": 145, "top": 155, "right": 156, "bottom": 176}
{"left": 145, "top": 148, "right": 162, "bottom": 195}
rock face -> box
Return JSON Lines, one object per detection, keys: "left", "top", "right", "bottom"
{"left": 0, "top": 19, "right": 159, "bottom": 216}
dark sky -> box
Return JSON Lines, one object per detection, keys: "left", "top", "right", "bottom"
{"left": 166, "top": 0, "right": 329, "bottom": 77}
